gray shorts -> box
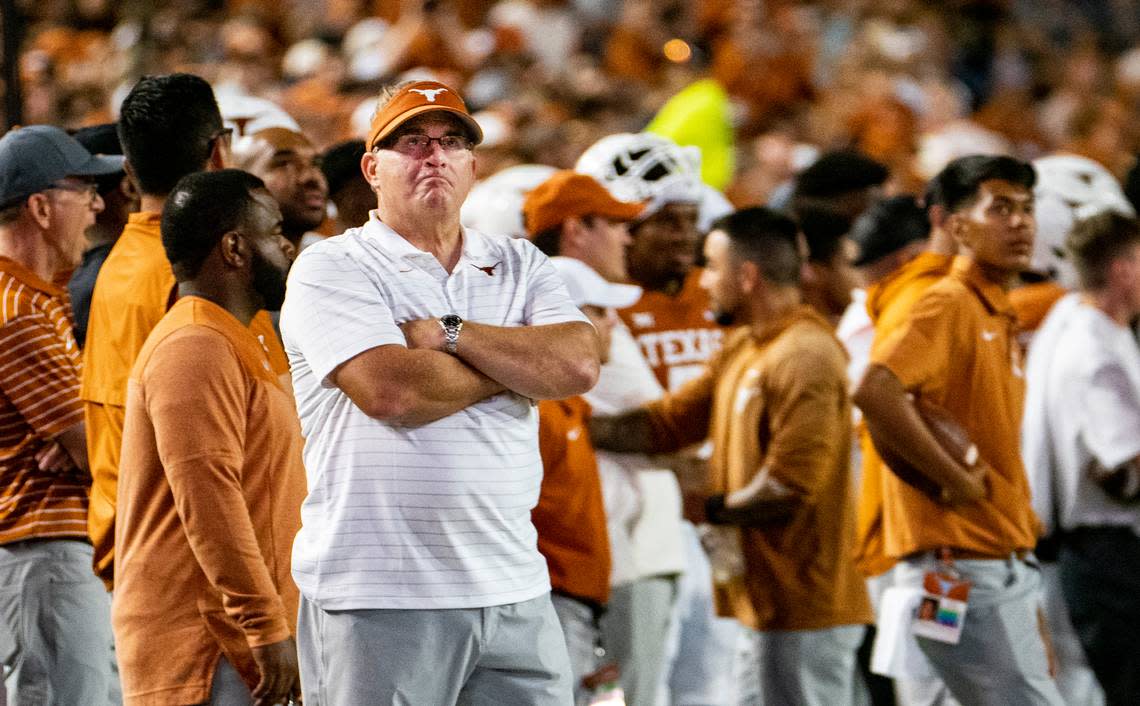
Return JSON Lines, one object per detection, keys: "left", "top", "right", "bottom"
{"left": 0, "top": 539, "right": 115, "bottom": 706}
{"left": 297, "top": 593, "right": 572, "bottom": 705}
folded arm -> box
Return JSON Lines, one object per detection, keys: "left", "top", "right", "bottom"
{"left": 332, "top": 343, "right": 505, "bottom": 425}
{"left": 35, "top": 422, "right": 88, "bottom": 475}
{"left": 401, "top": 318, "right": 599, "bottom": 400}
{"left": 1, "top": 312, "right": 89, "bottom": 475}
{"left": 854, "top": 364, "right": 986, "bottom": 504}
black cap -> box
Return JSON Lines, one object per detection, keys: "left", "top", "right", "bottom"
{"left": 0, "top": 125, "right": 124, "bottom": 208}
{"left": 850, "top": 195, "right": 930, "bottom": 267}
{"left": 795, "top": 150, "right": 889, "bottom": 198}
{"left": 71, "top": 123, "right": 126, "bottom": 194}
{"left": 71, "top": 122, "right": 123, "bottom": 157}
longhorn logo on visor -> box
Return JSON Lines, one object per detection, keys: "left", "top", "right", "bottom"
{"left": 410, "top": 88, "right": 448, "bottom": 102}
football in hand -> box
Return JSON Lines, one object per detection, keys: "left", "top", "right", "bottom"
{"left": 872, "top": 396, "right": 978, "bottom": 500}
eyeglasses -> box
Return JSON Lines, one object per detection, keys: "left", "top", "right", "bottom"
{"left": 381, "top": 133, "right": 472, "bottom": 157}
{"left": 211, "top": 127, "right": 234, "bottom": 148}
{"left": 46, "top": 180, "right": 99, "bottom": 202}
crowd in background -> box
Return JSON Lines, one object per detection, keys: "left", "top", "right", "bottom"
{"left": 10, "top": 0, "right": 1140, "bottom": 199}
{"left": 3, "top": 2, "right": 1140, "bottom": 706}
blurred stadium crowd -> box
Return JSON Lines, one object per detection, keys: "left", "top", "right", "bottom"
{"left": 5, "top": 2, "right": 1140, "bottom": 706}
{"left": 8, "top": 0, "right": 1140, "bottom": 201}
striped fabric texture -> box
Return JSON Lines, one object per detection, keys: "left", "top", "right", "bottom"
{"left": 0, "top": 257, "right": 87, "bottom": 544}
{"left": 281, "top": 218, "right": 586, "bottom": 611}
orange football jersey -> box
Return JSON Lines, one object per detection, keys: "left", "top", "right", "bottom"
{"left": 618, "top": 269, "right": 725, "bottom": 392}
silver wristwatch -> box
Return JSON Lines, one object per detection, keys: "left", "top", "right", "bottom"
{"left": 439, "top": 314, "right": 463, "bottom": 354}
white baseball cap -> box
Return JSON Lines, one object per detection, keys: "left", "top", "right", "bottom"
{"left": 549, "top": 257, "right": 642, "bottom": 309}
{"left": 215, "top": 90, "right": 301, "bottom": 136}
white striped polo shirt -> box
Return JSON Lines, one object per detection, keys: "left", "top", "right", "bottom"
{"left": 280, "top": 216, "right": 587, "bottom": 610}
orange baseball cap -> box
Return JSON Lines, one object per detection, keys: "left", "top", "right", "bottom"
{"left": 366, "top": 81, "right": 483, "bottom": 151}
{"left": 523, "top": 170, "right": 646, "bottom": 236}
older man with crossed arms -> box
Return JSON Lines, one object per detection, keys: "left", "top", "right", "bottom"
{"left": 281, "top": 81, "right": 600, "bottom": 704}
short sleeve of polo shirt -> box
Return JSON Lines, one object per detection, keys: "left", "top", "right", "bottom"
{"left": 0, "top": 313, "right": 83, "bottom": 437}
{"left": 280, "top": 247, "right": 404, "bottom": 384}
{"left": 1074, "top": 360, "right": 1140, "bottom": 469}
{"left": 870, "top": 288, "right": 956, "bottom": 393}
{"left": 517, "top": 242, "right": 591, "bottom": 326}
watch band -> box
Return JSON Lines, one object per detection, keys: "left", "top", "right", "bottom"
{"left": 440, "top": 314, "right": 463, "bottom": 354}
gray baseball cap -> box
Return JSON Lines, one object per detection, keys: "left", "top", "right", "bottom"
{"left": 0, "top": 125, "right": 125, "bottom": 209}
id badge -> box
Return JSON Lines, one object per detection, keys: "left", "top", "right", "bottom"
{"left": 911, "top": 570, "right": 972, "bottom": 644}
{"left": 584, "top": 661, "right": 626, "bottom": 705}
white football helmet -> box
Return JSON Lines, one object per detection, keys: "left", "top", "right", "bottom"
{"left": 697, "top": 183, "right": 734, "bottom": 233}
{"left": 1032, "top": 154, "right": 1134, "bottom": 287}
{"left": 575, "top": 132, "right": 703, "bottom": 217}
{"left": 460, "top": 164, "right": 558, "bottom": 239}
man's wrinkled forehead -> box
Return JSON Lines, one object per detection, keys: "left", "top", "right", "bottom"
{"left": 392, "top": 113, "right": 471, "bottom": 137}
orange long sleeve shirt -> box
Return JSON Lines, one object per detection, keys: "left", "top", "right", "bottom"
{"left": 81, "top": 213, "right": 287, "bottom": 586}
{"left": 113, "top": 297, "right": 305, "bottom": 705}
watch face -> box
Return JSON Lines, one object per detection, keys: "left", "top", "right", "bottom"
{"left": 441, "top": 314, "right": 462, "bottom": 327}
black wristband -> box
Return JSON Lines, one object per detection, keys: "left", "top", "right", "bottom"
{"left": 704, "top": 494, "right": 728, "bottom": 525}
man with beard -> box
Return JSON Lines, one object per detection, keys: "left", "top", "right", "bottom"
{"left": 113, "top": 169, "right": 305, "bottom": 706}
{"left": 590, "top": 207, "right": 872, "bottom": 706}
{"left": 82, "top": 74, "right": 289, "bottom": 589}
{"left": 232, "top": 126, "right": 329, "bottom": 250}
{"left": 576, "top": 133, "right": 724, "bottom": 393}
